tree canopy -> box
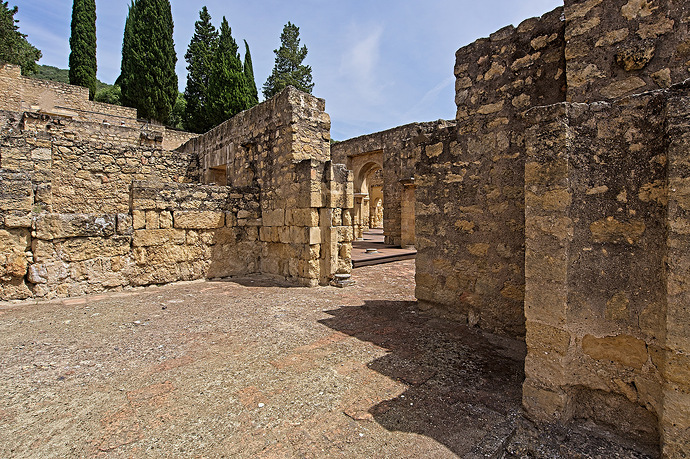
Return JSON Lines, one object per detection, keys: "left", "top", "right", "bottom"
{"left": 69, "top": 0, "right": 97, "bottom": 99}
{"left": 118, "top": 0, "right": 178, "bottom": 124}
{"left": 0, "top": 2, "right": 41, "bottom": 75}
{"left": 262, "top": 22, "right": 313, "bottom": 99}
{"left": 183, "top": 6, "right": 218, "bottom": 134}
{"left": 206, "top": 17, "right": 250, "bottom": 127}
{"left": 184, "top": 11, "right": 258, "bottom": 132}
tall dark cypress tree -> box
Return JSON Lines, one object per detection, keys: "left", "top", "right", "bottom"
{"left": 118, "top": 0, "right": 178, "bottom": 124}
{"left": 183, "top": 6, "right": 218, "bottom": 134}
{"left": 243, "top": 40, "right": 259, "bottom": 107}
{"left": 206, "top": 17, "right": 249, "bottom": 126}
{"left": 68, "top": 0, "right": 97, "bottom": 99}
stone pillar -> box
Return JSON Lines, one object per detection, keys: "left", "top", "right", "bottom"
{"left": 661, "top": 88, "right": 690, "bottom": 458}
{"left": 400, "top": 179, "right": 415, "bottom": 249}
{"left": 522, "top": 103, "right": 575, "bottom": 422}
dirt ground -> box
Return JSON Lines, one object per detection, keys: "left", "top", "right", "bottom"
{"left": 0, "top": 260, "right": 654, "bottom": 458}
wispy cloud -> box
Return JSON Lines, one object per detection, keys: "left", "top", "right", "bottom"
{"left": 338, "top": 24, "right": 385, "bottom": 102}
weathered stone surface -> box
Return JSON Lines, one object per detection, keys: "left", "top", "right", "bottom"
{"left": 35, "top": 214, "right": 116, "bottom": 240}
{"left": 132, "top": 229, "right": 186, "bottom": 247}
{"left": 173, "top": 211, "right": 225, "bottom": 229}
{"left": 582, "top": 334, "right": 648, "bottom": 370}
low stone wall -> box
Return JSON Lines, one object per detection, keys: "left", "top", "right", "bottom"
{"left": 0, "top": 64, "right": 198, "bottom": 151}
{"left": 1, "top": 86, "right": 353, "bottom": 300}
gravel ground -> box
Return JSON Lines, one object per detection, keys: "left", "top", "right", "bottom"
{"left": 0, "top": 260, "right": 653, "bottom": 458}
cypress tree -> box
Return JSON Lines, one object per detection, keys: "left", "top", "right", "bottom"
{"left": 206, "top": 17, "right": 249, "bottom": 126}
{"left": 262, "top": 22, "right": 313, "bottom": 99}
{"left": 243, "top": 39, "right": 259, "bottom": 107}
{"left": 0, "top": 2, "right": 42, "bottom": 75}
{"left": 68, "top": 0, "right": 97, "bottom": 99}
{"left": 118, "top": 0, "right": 178, "bottom": 124}
{"left": 183, "top": 6, "right": 218, "bottom": 134}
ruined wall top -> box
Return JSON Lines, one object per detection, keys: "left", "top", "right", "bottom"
{"left": 0, "top": 63, "right": 198, "bottom": 151}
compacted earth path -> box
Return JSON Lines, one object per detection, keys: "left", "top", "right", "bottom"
{"left": 0, "top": 260, "right": 650, "bottom": 458}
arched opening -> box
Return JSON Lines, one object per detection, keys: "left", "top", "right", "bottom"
{"left": 354, "top": 161, "right": 383, "bottom": 239}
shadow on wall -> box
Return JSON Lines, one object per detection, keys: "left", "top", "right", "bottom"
{"left": 318, "top": 300, "right": 526, "bottom": 456}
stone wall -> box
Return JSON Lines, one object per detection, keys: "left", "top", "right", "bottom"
{"left": 1, "top": 86, "right": 353, "bottom": 300}
{"left": 336, "top": 0, "right": 690, "bottom": 454}
{"left": 414, "top": 7, "right": 566, "bottom": 338}
{"left": 0, "top": 63, "right": 198, "bottom": 151}
{"left": 180, "top": 87, "right": 353, "bottom": 286}
{"left": 331, "top": 121, "right": 455, "bottom": 247}
{"left": 564, "top": 0, "right": 689, "bottom": 102}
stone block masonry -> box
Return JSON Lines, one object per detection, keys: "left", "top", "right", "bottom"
{"left": 340, "top": 0, "right": 690, "bottom": 455}
{"left": 1, "top": 84, "right": 353, "bottom": 299}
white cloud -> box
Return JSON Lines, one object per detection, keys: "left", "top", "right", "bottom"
{"left": 338, "top": 24, "right": 385, "bottom": 102}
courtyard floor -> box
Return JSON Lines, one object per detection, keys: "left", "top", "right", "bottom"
{"left": 0, "top": 259, "right": 533, "bottom": 458}
{"left": 2, "top": 259, "right": 659, "bottom": 459}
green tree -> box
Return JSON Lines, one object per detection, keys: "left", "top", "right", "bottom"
{"left": 243, "top": 39, "right": 259, "bottom": 107}
{"left": 118, "top": 0, "right": 178, "bottom": 124}
{"left": 0, "top": 2, "right": 41, "bottom": 75}
{"left": 262, "top": 22, "right": 313, "bottom": 99}
{"left": 68, "top": 0, "right": 97, "bottom": 99}
{"left": 183, "top": 6, "right": 218, "bottom": 134}
{"left": 206, "top": 17, "right": 250, "bottom": 126}
{"left": 94, "top": 85, "right": 121, "bottom": 105}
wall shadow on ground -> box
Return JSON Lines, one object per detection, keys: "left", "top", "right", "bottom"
{"left": 319, "top": 300, "right": 526, "bottom": 456}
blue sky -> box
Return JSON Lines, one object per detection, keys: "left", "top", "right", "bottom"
{"left": 14, "top": 0, "right": 562, "bottom": 139}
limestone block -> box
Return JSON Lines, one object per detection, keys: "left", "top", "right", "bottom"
{"left": 262, "top": 209, "right": 285, "bottom": 227}
{"left": 132, "top": 210, "right": 145, "bottom": 230}
{"left": 661, "top": 389, "right": 690, "bottom": 457}
{"left": 145, "top": 210, "right": 159, "bottom": 229}
{"left": 3, "top": 213, "right": 32, "bottom": 228}
{"left": 309, "top": 227, "right": 321, "bottom": 245}
{"left": 522, "top": 379, "right": 571, "bottom": 423}
{"left": 287, "top": 208, "right": 319, "bottom": 227}
{"left": 173, "top": 211, "right": 224, "bottom": 229}
{"left": 35, "top": 214, "right": 116, "bottom": 240}
{"left": 132, "top": 229, "right": 186, "bottom": 247}
{"left": 581, "top": 334, "right": 648, "bottom": 370}
{"left": 0, "top": 228, "right": 30, "bottom": 252}
{"left": 0, "top": 278, "right": 32, "bottom": 300}
{"left": 116, "top": 213, "right": 133, "bottom": 235}
{"left": 0, "top": 249, "right": 28, "bottom": 280}
{"left": 58, "top": 236, "right": 131, "bottom": 262}
{"left": 599, "top": 77, "right": 647, "bottom": 99}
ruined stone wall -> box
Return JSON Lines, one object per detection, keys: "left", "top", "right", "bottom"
{"left": 0, "top": 64, "right": 198, "bottom": 151}
{"left": 1, "top": 87, "right": 353, "bottom": 300}
{"left": 523, "top": 92, "right": 668, "bottom": 449}
{"left": 331, "top": 121, "right": 455, "bottom": 246}
{"left": 414, "top": 7, "right": 566, "bottom": 338}
{"left": 180, "top": 87, "right": 353, "bottom": 286}
{"left": 564, "top": 0, "right": 690, "bottom": 102}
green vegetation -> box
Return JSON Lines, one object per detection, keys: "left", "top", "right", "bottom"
{"left": 206, "top": 17, "right": 252, "bottom": 127}
{"left": 262, "top": 22, "right": 313, "bottom": 99}
{"left": 68, "top": 0, "right": 97, "bottom": 98}
{"left": 183, "top": 6, "right": 218, "bottom": 134}
{"left": 243, "top": 40, "right": 259, "bottom": 107}
{"left": 118, "top": 0, "right": 178, "bottom": 124}
{"left": 0, "top": 2, "right": 41, "bottom": 75}
{"left": 183, "top": 9, "right": 257, "bottom": 133}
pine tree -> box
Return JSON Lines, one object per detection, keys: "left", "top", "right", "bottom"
{"left": 243, "top": 40, "right": 259, "bottom": 107}
{"left": 0, "top": 2, "right": 41, "bottom": 75}
{"left": 262, "top": 22, "right": 313, "bottom": 99}
{"left": 118, "top": 0, "right": 178, "bottom": 124}
{"left": 206, "top": 17, "right": 250, "bottom": 127}
{"left": 183, "top": 6, "right": 218, "bottom": 134}
{"left": 68, "top": 0, "right": 97, "bottom": 99}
